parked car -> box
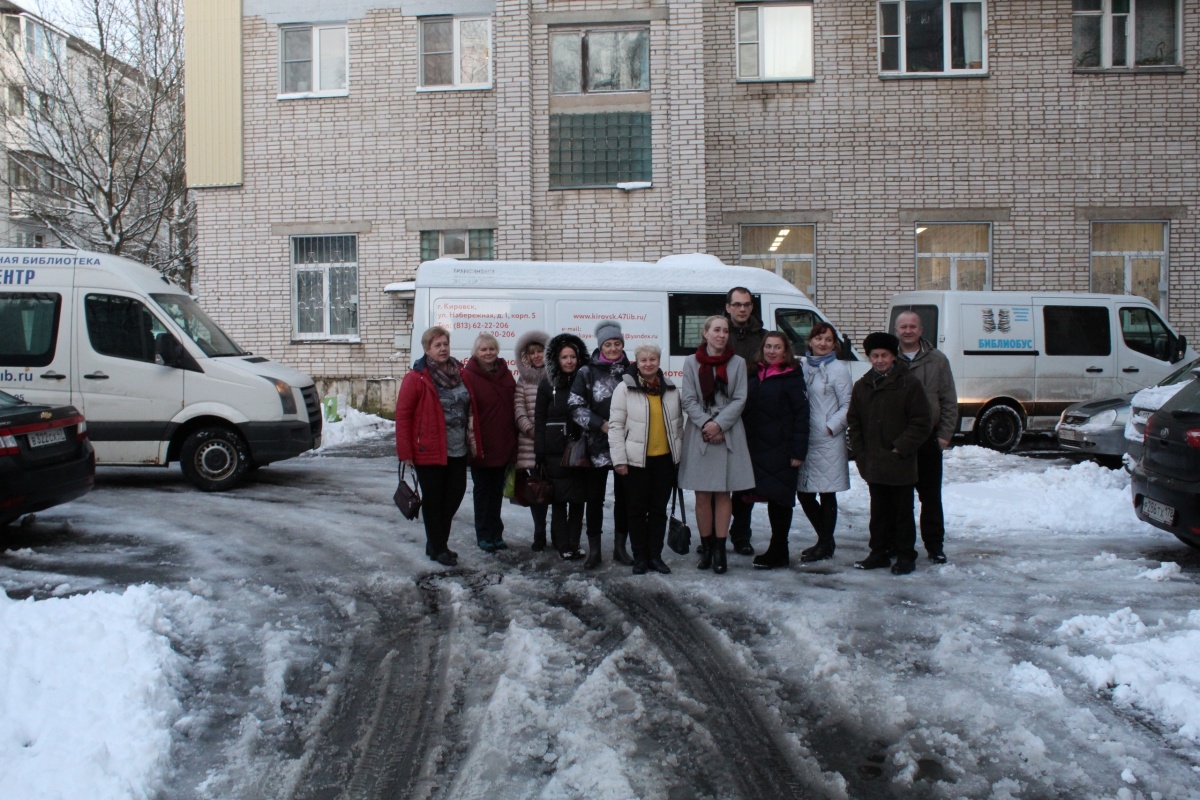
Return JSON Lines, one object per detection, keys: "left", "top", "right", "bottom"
{"left": 0, "top": 389, "right": 95, "bottom": 526}
{"left": 1131, "top": 377, "right": 1200, "bottom": 551}
{"left": 1055, "top": 356, "right": 1200, "bottom": 466}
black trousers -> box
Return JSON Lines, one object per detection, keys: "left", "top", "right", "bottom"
{"left": 550, "top": 501, "right": 584, "bottom": 553}
{"left": 867, "top": 482, "right": 917, "bottom": 561}
{"left": 471, "top": 466, "right": 507, "bottom": 543}
{"left": 730, "top": 490, "right": 755, "bottom": 544}
{"left": 798, "top": 492, "right": 838, "bottom": 543}
{"left": 584, "top": 467, "right": 628, "bottom": 537}
{"left": 620, "top": 455, "right": 675, "bottom": 562}
{"left": 915, "top": 434, "right": 946, "bottom": 554}
{"left": 767, "top": 502, "right": 793, "bottom": 541}
{"left": 414, "top": 456, "right": 468, "bottom": 556}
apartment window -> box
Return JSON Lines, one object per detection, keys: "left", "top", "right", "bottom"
{"left": 13, "top": 231, "right": 45, "bottom": 248}
{"left": 879, "top": 0, "right": 985, "bottom": 74}
{"left": 916, "top": 223, "right": 990, "bottom": 290}
{"left": 292, "top": 235, "right": 359, "bottom": 340}
{"left": 1090, "top": 221, "right": 1167, "bottom": 309}
{"left": 550, "top": 112, "right": 651, "bottom": 188}
{"left": 551, "top": 28, "right": 649, "bottom": 94}
{"left": 740, "top": 225, "right": 816, "bottom": 298}
{"left": 420, "top": 230, "right": 494, "bottom": 261}
{"left": 23, "top": 19, "right": 63, "bottom": 63}
{"left": 279, "top": 25, "right": 348, "bottom": 96}
{"left": 5, "top": 86, "right": 23, "bottom": 118}
{"left": 1073, "top": 0, "right": 1179, "bottom": 69}
{"left": 420, "top": 17, "right": 491, "bottom": 88}
{"left": 736, "top": 4, "right": 814, "bottom": 81}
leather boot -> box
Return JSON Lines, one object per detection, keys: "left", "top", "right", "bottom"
{"left": 697, "top": 536, "right": 713, "bottom": 570}
{"left": 584, "top": 534, "right": 602, "bottom": 569}
{"left": 712, "top": 537, "right": 728, "bottom": 574}
{"left": 612, "top": 530, "right": 633, "bottom": 565}
{"left": 752, "top": 533, "right": 790, "bottom": 569}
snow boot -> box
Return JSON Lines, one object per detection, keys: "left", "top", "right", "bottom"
{"left": 696, "top": 536, "right": 713, "bottom": 570}
{"left": 752, "top": 534, "right": 790, "bottom": 569}
{"left": 612, "top": 530, "right": 633, "bottom": 565}
{"left": 799, "top": 539, "right": 835, "bottom": 563}
{"left": 712, "top": 537, "right": 728, "bottom": 574}
{"left": 585, "top": 534, "right": 602, "bottom": 570}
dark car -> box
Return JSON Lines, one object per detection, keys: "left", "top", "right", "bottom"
{"left": 1131, "top": 376, "right": 1200, "bottom": 551}
{"left": 0, "top": 389, "right": 95, "bottom": 526}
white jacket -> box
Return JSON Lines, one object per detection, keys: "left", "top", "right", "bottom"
{"left": 797, "top": 357, "right": 852, "bottom": 493}
{"left": 608, "top": 374, "right": 683, "bottom": 469}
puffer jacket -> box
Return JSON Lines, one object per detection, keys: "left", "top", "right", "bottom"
{"left": 462, "top": 356, "right": 518, "bottom": 468}
{"left": 608, "top": 372, "right": 683, "bottom": 469}
{"left": 394, "top": 356, "right": 481, "bottom": 465}
{"left": 514, "top": 330, "right": 550, "bottom": 469}
{"left": 568, "top": 348, "right": 631, "bottom": 467}
{"left": 535, "top": 333, "right": 589, "bottom": 503}
{"left": 798, "top": 356, "right": 853, "bottom": 493}
{"left": 743, "top": 363, "right": 810, "bottom": 507}
{"left": 846, "top": 360, "right": 932, "bottom": 486}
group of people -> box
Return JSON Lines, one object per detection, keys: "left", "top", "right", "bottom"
{"left": 394, "top": 288, "right": 957, "bottom": 578}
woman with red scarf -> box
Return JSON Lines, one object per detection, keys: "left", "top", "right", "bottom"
{"left": 679, "top": 315, "right": 755, "bottom": 574}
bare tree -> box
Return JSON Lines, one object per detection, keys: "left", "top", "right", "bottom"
{"left": 0, "top": 0, "right": 194, "bottom": 289}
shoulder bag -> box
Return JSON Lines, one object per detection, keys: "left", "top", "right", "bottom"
{"left": 667, "top": 486, "right": 691, "bottom": 555}
{"left": 394, "top": 462, "right": 422, "bottom": 520}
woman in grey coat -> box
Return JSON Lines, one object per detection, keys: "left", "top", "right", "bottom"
{"left": 797, "top": 322, "right": 853, "bottom": 562}
{"left": 679, "top": 315, "right": 754, "bottom": 575}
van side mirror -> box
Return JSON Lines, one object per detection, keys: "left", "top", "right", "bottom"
{"left": 155, "top": 332, "right": 202, "bottom": 372}
{"left": 838, "top": 333, "right": 858, "bottom": 361}
{"left": 1173, "top": 335, "right": 1188, "bottom": 364}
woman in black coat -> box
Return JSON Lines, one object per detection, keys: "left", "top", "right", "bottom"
{"left": 534, "top": 333, "right": 589, "bottom": 560}
{"left": 742, "top": 332, "right": 810, "bottom": 569}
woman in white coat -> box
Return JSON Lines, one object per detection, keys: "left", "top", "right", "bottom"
{"left": 609, "top": 344, "right": 684, "bottom": 575}
{"left": 796, "top": 322, "right": 853, "bottom": 562}
{"left": 679, "top": 315, "right": 754, "bottom": 575}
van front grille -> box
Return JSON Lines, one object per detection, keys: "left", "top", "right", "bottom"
{"left": 301, "top": 385, "right": 323, "bottom": 435}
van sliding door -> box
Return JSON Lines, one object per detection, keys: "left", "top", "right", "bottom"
{"left": 1036, "top": 301, "right": 1115, "bottom": 418}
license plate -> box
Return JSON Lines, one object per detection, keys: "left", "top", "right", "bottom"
{"left": 27, "top": 427, "right": 66, "bottom": 448}
{"left": 1058, "top": 428, "right": 1079, "bottom": 442}
{"left": 1142, "top": 497, "right": 1176, "bottom": 526}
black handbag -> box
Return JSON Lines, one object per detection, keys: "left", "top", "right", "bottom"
{"left": 561, "top": 435, "right": 590, "bottom": 468}
{"left": 667, "top": 486, "right": 691, "bottom": 555}
{"left": 394, "top": 463, "right": 422, "bottom": 520}
{"left": 521, "top": 465, "right": 555, "bottom": 506}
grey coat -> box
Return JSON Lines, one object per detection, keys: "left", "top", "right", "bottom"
{"left": 797, "top": 357, "right": 853, "bottom": 493}
{"left": 678, "top": 354, "right": 755, "bottom": 492}
{"left": 901, "top": 339, "right": 959, "bottom": 442}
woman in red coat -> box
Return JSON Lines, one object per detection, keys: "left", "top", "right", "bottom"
{"left": 395, "top": 326, "right": 480, "bottom": 567}
{"left": 462, "top": 333, "right": 519, "bottom": 551}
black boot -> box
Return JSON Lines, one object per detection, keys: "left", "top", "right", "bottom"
{"left": 613, "top": 531, "right": 633, "bottom": 565}
{"left": 697, "top": 536, "right": 713, "bottom": 570}
{"left": 799, "top": 539, "right": 835, "bottom": 562}
{"left": 585, "top": 534, "right": 602, "bottom": 569}
{"left": 532, "top": 529, "right": 547, "bottom": 552}
{"left": 753, "top": 534, "right": 790, "bottom": 569}
{"left": 712, "top": 537, "right": 728, "bottom": 574}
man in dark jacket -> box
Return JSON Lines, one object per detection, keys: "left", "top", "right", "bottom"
{"left": 847, "top": 332, "right": 932, "bottom": 575}
{"left": 726, "top": 286, "right": 766, "bottom": 555}
{"left": 895, "top": 311, "right": 958, "bottom": 563}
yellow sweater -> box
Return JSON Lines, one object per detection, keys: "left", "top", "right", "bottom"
{"left": 646, "top": 394, "right": 670, "bottom": 457}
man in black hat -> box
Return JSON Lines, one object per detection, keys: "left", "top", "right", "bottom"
{"left": 846, "top": 332, "right": 932, "bottom": 575}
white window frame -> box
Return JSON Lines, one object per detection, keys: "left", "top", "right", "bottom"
{"left": 278, "top": 24, "right": 349, "bottom": 99}
{"left": 878, "top": 0, "right": 987, "bottom": 76}
{"left": 739, "top": 224, "right": 817, "bottom": 299}
{"left": 1089, "top": 221, "right": 1169, "bottom": 312}
{"left": 1072, "top": 0, "right": 1182, "bottom": 70}
{"left": 915, "top": 223, "right": 992, "bottom": 291}
{"left": 418, "top": 16, "right": 492, "bottom": 91}
{"left": 735, "top": 3, "right": 815, "bottom": 82}
{"left": 291, "top": 235, "right": 360, "bottom": 342}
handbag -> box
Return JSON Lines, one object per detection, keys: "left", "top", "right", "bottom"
{"left": 561, "top": 435, "right": 590, "bottom": 468}
{"left": 393, "top": 463, "right": 422, "bottom": 520}
{"left": 520, "top": 465, "right": 555, "bottom": 506}
{"left": 667, "top": 486, "right": 691, "bottom": 555}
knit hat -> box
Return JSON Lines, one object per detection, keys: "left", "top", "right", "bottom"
{"left": 594, "top": 319, "right": 624, "bottom": 347}
{"left": 862, "top": 331, "right": 900, "bottom": 356}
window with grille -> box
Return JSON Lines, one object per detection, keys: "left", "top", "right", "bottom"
{"left": 292, "top": 235, "right": 359, "bottom": 340}
{"left": 549, "top": 113, "right": 651, "bottom": 188}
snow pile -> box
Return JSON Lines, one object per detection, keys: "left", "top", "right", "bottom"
{"left": 1057, "top": 608, "right": 1200, "bottom": 743}
{"left": 1124, "top": 381, "right": 1189, "bottom": 443}
{"left": 0, "top": 586, "right": 189, "bottom": 800}
{"left": 317, "top": 406, "right": 391, "bottom": 449}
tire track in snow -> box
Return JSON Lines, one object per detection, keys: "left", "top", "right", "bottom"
{"left": 292, "top": 569, "right": 505, "bottom": 800}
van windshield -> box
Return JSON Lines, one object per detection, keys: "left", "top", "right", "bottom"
{"left": 151, "top": 294, "right": 246, "bottom": 357}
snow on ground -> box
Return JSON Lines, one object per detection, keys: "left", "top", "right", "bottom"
{"left": 3, "top": 427, "right": 1200, "bottom": 799}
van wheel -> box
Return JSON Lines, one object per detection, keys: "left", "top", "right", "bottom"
{"left": 975, "top": 404, "right": 1024, "bottom": 452}
{"left": 180, "top": 427, "right": 250, "bottom": 491}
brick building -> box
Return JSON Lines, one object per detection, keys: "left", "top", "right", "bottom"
{"left": 185, "top": 1, "right": 1199, "bottom": 413}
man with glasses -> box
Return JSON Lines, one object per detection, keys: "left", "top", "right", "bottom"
{"left": 725, "top": 286, "right": 765, "bottom": 556}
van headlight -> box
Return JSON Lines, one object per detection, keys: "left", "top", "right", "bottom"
{"left": 268, "top": 378, "right": 298, "bottom": 415}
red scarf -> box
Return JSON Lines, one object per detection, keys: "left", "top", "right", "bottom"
{"left": 695, "top": 345, "right": 734, "bottom": 406}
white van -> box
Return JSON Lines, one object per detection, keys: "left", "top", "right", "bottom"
{"left": 0, "top": 249, "right": 322, "bottom": 490}
{"left": 387, "top": 254, "right": 863, "bottom": 375}
{"left": 886, "top": 291, "right": 1194, "bottom": 451}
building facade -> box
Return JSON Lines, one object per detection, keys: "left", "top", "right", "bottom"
{"left": 186, "top": 0, "right": 1199, "bottom": 413}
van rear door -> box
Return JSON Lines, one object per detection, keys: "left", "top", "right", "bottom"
{"left": 75, "top": 291, "right": 184, "bottom": 463}
{"left": 1035, "top": 299, "right": 1116, "bottom": 414}
{"left": 0, "top": 289, "right": 70, "bottom": 407}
